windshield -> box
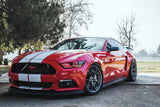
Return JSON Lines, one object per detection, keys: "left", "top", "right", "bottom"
{"left": 52, "top": 38, "right": 105, "bottom": 51}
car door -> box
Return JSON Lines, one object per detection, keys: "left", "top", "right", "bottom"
{"left": 104, "top": 39, "right": 126, "bottom": 81}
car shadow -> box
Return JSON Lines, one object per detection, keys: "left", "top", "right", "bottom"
{"left": 0, "top": 81, "right": 125, "bottom": 100}
{"left": 0, "top": 91, "right": 86, "bottom": 100}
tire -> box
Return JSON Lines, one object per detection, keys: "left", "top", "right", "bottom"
{"left": 85, "top": 63, "right": 103, "bottom": 95}
{"left": 127, "top": 59, "right": 137, "bottom": 81}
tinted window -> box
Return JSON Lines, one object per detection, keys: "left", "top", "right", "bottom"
{"left": 107, "top": 39, "right": 124, "bottom": 51}
{"left": 52, "top": 38, "right": 105, "bottom": 51}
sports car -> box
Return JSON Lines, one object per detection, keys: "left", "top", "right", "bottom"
{"left": 8, "top": 37, "right": 137, "bottom": 95}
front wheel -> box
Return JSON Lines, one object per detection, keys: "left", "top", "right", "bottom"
{"left": 127, "top": 59, "right": 137, "bottom": 81}
{"left": 85, "top": 64, "right": 103, "bottom": 95}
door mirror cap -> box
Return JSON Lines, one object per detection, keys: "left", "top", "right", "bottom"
{"left": 110, "top": 47, "right": 119, "bottom": 51}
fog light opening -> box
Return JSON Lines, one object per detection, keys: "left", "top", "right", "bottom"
{"left": 59, "top": 79, "right": 78, "bottom": 88}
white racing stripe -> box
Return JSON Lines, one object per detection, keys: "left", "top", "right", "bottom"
{"left": 19, "top": 86, "right": 29, "bottom": 90}
{"left": 18, "top": 73, "right": 28, "bottom": 82}
{"left": 19, "top": 51, "right": 46, "bottom": 63}
{"left": 30, "top": 87, "right": 42, "bottom": 90}
{"left": 18, "top": 74, "right": 42, "bottom": 90}
{"left": 18, "top": 50, "right": 59, "bottom": 90}
{"left": 19, "top": 86, "right": 42, "bottom": 90}
{"left": 19, "top": 50, "right": 59, "bottom": 63}
{"left": 18, "top": 74, "right": 41, "bottom": 82}
{"left": 30, "top": 50, "right": 58, "bottom": 63}
{"left": 29, "top": 74, "right": 41, "bottom": 82}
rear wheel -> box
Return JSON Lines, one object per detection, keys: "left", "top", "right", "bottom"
{"left": 85, "top": 64, "right": 103, "bottom": 95}
{"left": 127, "top": 59, "right": 137, "bottom": 81}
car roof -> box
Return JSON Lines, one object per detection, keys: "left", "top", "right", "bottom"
{"left": 68, "top": 36, "right": 114, "bottom": 40}
{"left": 72, "top": 36, "right": 105, "bottom": 39}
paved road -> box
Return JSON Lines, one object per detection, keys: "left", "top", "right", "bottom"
{"left": 0, "top": 73, "right": 160, "bottom": 107}
{"left": 0, "top": 83, "right": 160, "bottom": 107}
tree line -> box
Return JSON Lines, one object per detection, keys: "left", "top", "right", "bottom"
{"left": 0, "top": 0, "right": 92, "bottom": 64}
{"left": 136, "top": 46, "right": 160, "bottom": 57}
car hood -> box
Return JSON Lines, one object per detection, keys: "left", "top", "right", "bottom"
{"left": 16, "top": 49, "right": 88, "bottom": 63}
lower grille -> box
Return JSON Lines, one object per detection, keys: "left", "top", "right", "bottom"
{"left": 13, "top": 80, "right": 53, "bottom": 88}
{"left": 11, "top": 63, "right": 56, "bottom": 74}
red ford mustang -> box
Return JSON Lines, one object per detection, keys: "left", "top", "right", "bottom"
{"left": 8, "top": 37, "right": 137, "bottom": 95}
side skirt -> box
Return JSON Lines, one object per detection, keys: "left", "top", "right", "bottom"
{"left": 102, "top": 77, "right": 127, "bottom": 88}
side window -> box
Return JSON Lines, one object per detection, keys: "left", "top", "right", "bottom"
{"left": 106, "top": 39, "right": 124, "bottom": 51}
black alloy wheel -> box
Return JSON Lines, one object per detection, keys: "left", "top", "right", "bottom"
{"left": 128, "top": 59, "right": 137, "bottom": 81}
{"left": 85, "top": 64, "right": 103, "bottom": 95}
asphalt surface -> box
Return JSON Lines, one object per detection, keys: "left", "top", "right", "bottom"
{"left": 0, "top": 73, "right": 160, "bottom": 107}
{"left": 0, "top": 83, "right": 160, "bottom": 107}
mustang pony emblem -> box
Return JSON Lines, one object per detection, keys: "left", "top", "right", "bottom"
{"left": 28, "top": 66, "right": 37, "bottom": 70}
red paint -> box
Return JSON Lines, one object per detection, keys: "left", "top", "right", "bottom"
{"left": 9, "top": 37, "right": 135, "bottom": 92}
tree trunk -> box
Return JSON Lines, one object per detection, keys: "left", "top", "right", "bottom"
{"left": 128, "top": 35, "right": 131, "bottom": 48}
{"left": 18, "top": 48, "right": 22, "bottom": 55}
{"left": 128, "top": 39, "right": 131, "bottom": 48}
{"left": 0, "top": 48, "right": 3, "bottom": 65}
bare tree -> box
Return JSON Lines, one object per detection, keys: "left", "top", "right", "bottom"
{"left": 61, "top": 0, "right": 92, "bottom": 38}
{"left": 117, "top": 14, "right": 137, "bottom": 48}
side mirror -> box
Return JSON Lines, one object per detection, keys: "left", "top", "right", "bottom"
{"left": 110, "top": 47, "right": 119, "bottom": 51}
{"left": 49, "top": 47, "right": 53, "bottom": 50}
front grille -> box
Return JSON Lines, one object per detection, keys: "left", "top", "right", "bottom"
{"left": 11, "top": 63, "right": 56, "bottom": 74}
{"left": 13, "top": 80, "right": 53, "bottom": 88}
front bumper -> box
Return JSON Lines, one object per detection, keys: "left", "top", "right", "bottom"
{"left": 9, "top": 60, "right": 89, "bottom": 92}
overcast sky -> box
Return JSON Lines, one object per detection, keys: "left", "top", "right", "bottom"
{"left": 4, "top": 0, "right": 160, "bottom": 60}
{"left": 81, "top": 0, "right": 160, "bottom": 53}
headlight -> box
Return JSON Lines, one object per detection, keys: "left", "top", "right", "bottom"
{"left": 60, "top": 61, "right": 85, "bottom": 69}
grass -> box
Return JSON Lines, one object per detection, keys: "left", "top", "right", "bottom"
{"left": 0, "top": 61, "right": 11, "bottom": 76}
{"left": 0, "top": 66, "right": 10, "bottom": 75}
{"left": 137, "top": 61, "right": 160, "bottom": 73}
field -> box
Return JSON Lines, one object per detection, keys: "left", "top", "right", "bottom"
{"left": 137, "top": 61, "right": 160, "bottom": 73}
{"left": 136, "top": 57, "right": 160, "bottom": 73}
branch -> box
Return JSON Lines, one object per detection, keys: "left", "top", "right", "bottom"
{"left": 62, "top": 3, "right": 90, "bottom": 12}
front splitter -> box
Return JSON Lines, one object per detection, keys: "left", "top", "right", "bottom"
{"left": 8, "top": 87, "right": 85, "bottom": 96}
